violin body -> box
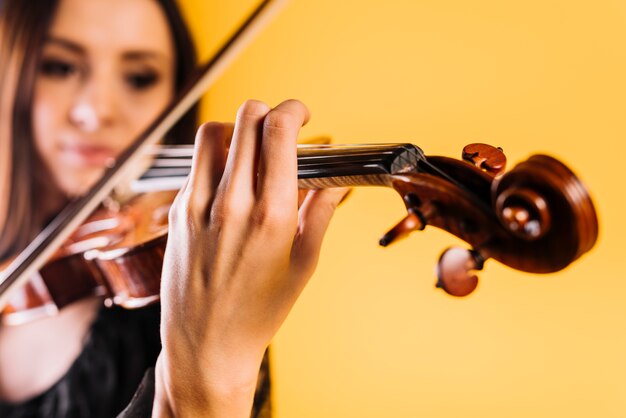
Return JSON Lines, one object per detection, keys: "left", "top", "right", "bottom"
{"left": 0, "top": 143, "right": 598, "bottom": 325}
{"left": 1, "top": 191, "right": 175, "bottom": 325}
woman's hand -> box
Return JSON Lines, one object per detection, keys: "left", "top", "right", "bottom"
{"left": 153, "top": 100, "right": 348, "bottom": 417}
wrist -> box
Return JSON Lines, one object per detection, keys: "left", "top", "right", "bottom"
{"left": 153, "top": 352, "right": 259, "bottom": 418}
{"left": 152, "top": 359, "right": 175, "bottom": 418}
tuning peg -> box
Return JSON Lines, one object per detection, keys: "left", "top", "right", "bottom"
{"left": 379, "top": 211, "right": 426, "bottom": 247}
{"left": 462, "top": 143, "right": 506, "bottom": 176}
{"left": 435, "top": 247, "right": 485, "bottom": 297}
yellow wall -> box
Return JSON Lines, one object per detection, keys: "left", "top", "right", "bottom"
{"left": 180, "top": 1, "right": 626, "bottom": 417}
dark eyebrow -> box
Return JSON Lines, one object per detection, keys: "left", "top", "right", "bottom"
{"left": 44, "top": 37, "right": 168, "bottom": 63}
{"left": 122, "top": 51, "right": 168, "bottom": 62}
{"left": 45, "top": 37, "right": 85, "bottom": 55}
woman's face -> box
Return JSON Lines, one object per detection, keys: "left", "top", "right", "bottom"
{"left": 33, "top": 0, "right": 176, "bottom": 196}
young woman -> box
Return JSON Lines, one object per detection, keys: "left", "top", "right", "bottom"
{"left": 0, "top": 0, "right": 198, "bottom": 415}
{"left": 0, "top": 0, "right": 347, "bottom": 416}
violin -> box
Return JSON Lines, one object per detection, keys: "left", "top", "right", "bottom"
{"left": 0, "top": 142, "right": 598, "bottom": 325}
{"left": 0, "top": 0, "right": 599, "bottom": 325}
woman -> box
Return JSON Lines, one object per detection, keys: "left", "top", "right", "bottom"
{"left": 0, "top": 0, "right": 198, "bottom": 415}
{"left": 0, "top": 0, "right": 347, "bottom": 416}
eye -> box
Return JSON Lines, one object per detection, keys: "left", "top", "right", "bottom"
{"left": 39, "top": 58, "right": 77, "bottom": 78}
{"left": 125, "top": 72, "right": 160, "bottom": 91}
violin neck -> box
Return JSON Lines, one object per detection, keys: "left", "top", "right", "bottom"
{"left": 134, "top": 143, "right": 426, "bottom": 192}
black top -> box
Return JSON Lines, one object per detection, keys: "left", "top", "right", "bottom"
{"left": 116, "top": 369, "right": 156, "bottom": 418}
{"left": 0, "top": 303, "right": 271, "bottom": 418}
{"left": 0, "top": 304, "right": 162, "bottom": 418}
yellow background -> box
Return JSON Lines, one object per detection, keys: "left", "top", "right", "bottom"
{"left": 180, "top": 1, "right": 626, "bottom": 417}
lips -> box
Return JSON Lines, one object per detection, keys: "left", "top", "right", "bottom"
{"left": 59, "top": 142, "right": 118, "bottom": 167}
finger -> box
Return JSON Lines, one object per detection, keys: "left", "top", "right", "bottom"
{"left": 222, "top": 100, "right": 271, "bottom": 196}
{"left": 257, "top": 100, "right": 310, "bottom": 211}
{"left": 297, "top": 189, "right": 310, "bottom": 208}
{"left": 185, "top": 122, "right": 229, "bottom": 220}
{"left": 297, "top": 187, "right": 350, "bottom": 209}
{"left": 337, "top": 188, "right": 353, "bottom": 207}
{"left": 290, "top": 187, "right": 351, "bottom": 275}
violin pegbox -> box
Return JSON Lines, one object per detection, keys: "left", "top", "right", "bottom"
{"left": 380, "top": 143, "right": 597, "bottom": 297}
{"left": 381, "top": 165, "right": 497, "bottom": 297}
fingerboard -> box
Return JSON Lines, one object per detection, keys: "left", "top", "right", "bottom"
{"left": 133, "top": 143, "right": 426, "bottom": 192}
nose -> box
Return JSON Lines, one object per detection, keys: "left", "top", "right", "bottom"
{"left": 69, "top": 76, "right": 116, "bottom": 132}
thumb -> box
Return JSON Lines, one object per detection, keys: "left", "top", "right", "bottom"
{"left": 290, "top": 187, "right": 351, "bottom": 275}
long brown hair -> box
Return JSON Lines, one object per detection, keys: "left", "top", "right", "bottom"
{"left": 0, "top": 0, "right": 198, "bottom": 259}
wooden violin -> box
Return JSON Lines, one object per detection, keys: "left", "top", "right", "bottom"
{"left": 0, "top": 142, "right": 598, "bottom": 325}
{"left": 0, "top": 0, "right": 599, "bottom": 326}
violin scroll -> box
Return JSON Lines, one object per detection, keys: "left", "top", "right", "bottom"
{"left": 490, "top": 154, "right": 598, "bottom": 273}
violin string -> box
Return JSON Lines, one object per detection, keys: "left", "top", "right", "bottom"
{"left": 146, "top": 144, "right": 465, "bottom": 179}
{"left": 137, "top": 144, "right": 469, "bottom": 194}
